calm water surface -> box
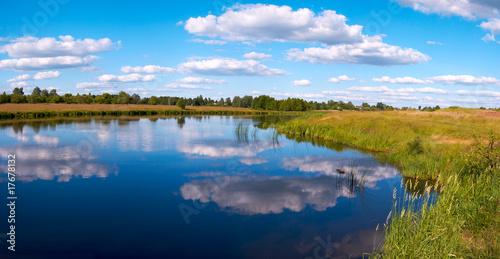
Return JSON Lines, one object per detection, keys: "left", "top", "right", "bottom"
{"left": 0, "top": 116, "right": 406, "bottom": 259}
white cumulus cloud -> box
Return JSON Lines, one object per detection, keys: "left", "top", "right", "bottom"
{"left": 397, "top": 87, "right": 450, "bottom": 94}
{"left": 373, "top": 76, "right": 425, "bottom": 84}
{"left": 348, "top": 85, "right": 450, "bottom": 95}
{"left": 184, "top": 4, "right": 363, "bottom": 45}
{"left": 174, "top": 77, "right": 227, "bottom": 84}
{"left": 7, "top": 74, "right": 31, "bottom": 82}
{"left": 33, "top": 71, "right": 61, "bottom": 80}
{"left": 164, "top": 83, "right": 212, "bottom": 90}
{"left": 480, "top": 18, "right": 500, "bottom": 42}
{"left": 396, "top": 0, "right": 500, "bottom": 20}
{"left": 426, "top": 75, "right": 500, "bottom": 86}
{"left": 397, "top": 1, "right": 500, "bottom": 42}
{"left": 96, "top": 73, "right": 156, "bottom": 83}
{"left": 347, "top": 86, "right": 393, "bottom": 92}
{"left": 455, "top": 90, "right": 500, "bottom": 97}
{"left": 271, "top": 92, "right": 324, "bottom": 98}
{"left": 243, "top": 52, "right": 272, "bottom": 60}
{"left": 8, "top": 71, "right": 61, "bottom": 82}
{"left": 321, "top": 91, "right": 353, "bottom": 95}
{"left": 427, "top": 41, "right": 444, "bottom": 45}
{"left": 287, "top": 36, "right": 429, "bottom": 66}
{"left": 189, "top": 39, "right": 227, "bottom": 45}
{"left": 0, "top": 56, "right": 100, "bottom": 71}
{"left": 177, "top": 58, "right": 288, "bottom": 76}
{"left": 328, "top": 75, "right": 355, "bottom": 83}
{"left": 75, "top": 82, "right": 116, "bottom": 89}
{"left": 480, "top": 18, "right": 500, "bottom": 34}
{"left": 293, "top": 79, "right": 312, "bottom": 86}
{"left": 121, "top": 65, "right": 175, "bottom": 74}
{"left": 10, "top": 81, "right": 32, "bottom": 88}
{"left": 0, "top": 35, "right": 117, "bottom": 58}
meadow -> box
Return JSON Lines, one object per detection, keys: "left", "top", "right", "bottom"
{"left": 277, "top": 108, "right": 500, "bottom": 258}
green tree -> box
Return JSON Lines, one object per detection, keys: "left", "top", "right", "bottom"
{"left": 346, "top": 101, "right": 356, "bottom": 110}
{"left": 232, "top": 96, "right": 242, "bottom": 107}
{"left": 176, "top": 98, "right": 186, "bottom": 109}
{"left": 251, "top": 95, "right": 275, "bottom": 110}
{"left": 12, "top": 87, "right": 24, "bottom": 96}
{"left": 0, "top": 92, "right": 10, "bottom": 104}
{"left": 376, "top": 102, "right": 386, "bottom": 110}
{"left": 49, "top": 89, "right": 58, "bottom": 96}
{"left": 32, "top": 87, "right": 42, "bottom": 97}
{"left": 241, "top": 95, "right": 253, "bottom": 108}
{"left": 265, "top": 99, "right": 278, "bottom": 110}
{"left": 11, "top": 94, "right": 26, "bottom": 103}
{"left": 131, "top": 93, "right": 141, "bottom": 104}
{"left": 49, "top": 95, "right": 64, "bottom": 103}
{"left": 101, "top": 93, "right": 113, "bottom": 104}
{"left": 193, "top": 95, "right": 204, "bottom": 106}
{"left": 115, "top": 91, "right": 132, "bottom": 104}
{"left": 148, "top": 96, "right": 158, "bottom": 105}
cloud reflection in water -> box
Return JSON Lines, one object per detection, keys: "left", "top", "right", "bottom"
{"left": 0, "top": 145, "right": 116, "bottom": 182}
{"left": 180, "top": 174, "right": 356, "bottom": 215}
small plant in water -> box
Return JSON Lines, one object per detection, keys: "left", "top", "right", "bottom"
{"left": 235, "top": 121, "right": 250, "bottom": 144}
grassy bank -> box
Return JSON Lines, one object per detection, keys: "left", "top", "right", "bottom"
{"left": 277, "top": 109, "right": 500, "bottom": 180}
{"left": 0, "top": 103, "right": 295, "bottom": 120}
{"left": 277, "top": 109, "right": 500, "bottom": 258}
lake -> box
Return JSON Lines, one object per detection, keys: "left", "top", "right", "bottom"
{"left": 0, "top": 116, "right": 406, "bottom": 259}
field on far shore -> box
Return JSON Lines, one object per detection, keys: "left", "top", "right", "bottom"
{"left": 0, "top": 103, "right": 253, "bottom": 112}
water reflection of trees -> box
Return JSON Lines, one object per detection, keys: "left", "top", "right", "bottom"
{"left": 0, "top": 119, "right": 78, "bottom": 134}
{"left": 177, "top": 117, "right": 186, "bottom": 129}
{"left": 117, "top": 118, "right": 140, "bottom": 127}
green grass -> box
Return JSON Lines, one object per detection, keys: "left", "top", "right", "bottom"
{"left": 373, "top": 174, "right": 499, "bottom": 258}
{"left": 276, "top": 109, "right": 500, "bottom": 258}
{"left": 277, "top": 110, "right": 500, "bottom": 180}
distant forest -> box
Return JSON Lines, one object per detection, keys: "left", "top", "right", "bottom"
{"left": 0, "top": 86, "right": 443, "bottom": 112}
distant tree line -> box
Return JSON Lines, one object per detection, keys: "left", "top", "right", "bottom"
{"left": 0, "top": 86, "right": 444, "bottom": 111}
{"left": 417, "top": 105, "right": 441, "bottom": 112}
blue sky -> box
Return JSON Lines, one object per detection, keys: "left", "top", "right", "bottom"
{"left": 0, "top": 0, "right": 499, "bottom": 107}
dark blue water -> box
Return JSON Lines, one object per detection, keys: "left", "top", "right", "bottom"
{"left": 0, "top": 116, "right": 404, "bottom": 259}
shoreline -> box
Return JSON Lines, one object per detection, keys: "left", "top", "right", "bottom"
{"left": 0, "top": 103, "right": 301, "bottom": 120}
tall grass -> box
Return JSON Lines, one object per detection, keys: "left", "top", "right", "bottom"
{"left": 277, "top": 110, "right": 500, "bottom": 181}
{"left": 373, "top": 173, "right": 499, "bottom": 258}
